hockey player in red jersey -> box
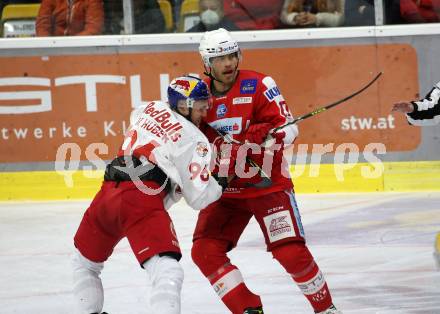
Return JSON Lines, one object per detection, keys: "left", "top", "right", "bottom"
{"left": 191, "top": 28, "right": 342, "bottom": 314}
{"left": 72, "top": 76, "right": 224, "bottom": 314}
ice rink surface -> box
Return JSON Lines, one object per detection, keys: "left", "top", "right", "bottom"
{"left": 1, "top": 192, "right": 439, "bottom": 314}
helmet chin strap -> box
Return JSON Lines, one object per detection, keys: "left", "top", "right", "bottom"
{"left": 204, "top": 62, "right": 239, "bottom": 90}
{"left": 204, "top": 66, "right": 224, "bottom": 84}
{"left": 176, "top": 101, "right": 193, "bottom": 123}
{"left": 186, "top": 99, "right": 194, "bottom": 123}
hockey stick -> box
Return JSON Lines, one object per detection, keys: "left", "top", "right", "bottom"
{"left": 212, "top": 72, "right": 382, "bottom": 188}
{"left": 272, "top": 72, "right": 383, "bottom": 133}
{"left": 211, "top": 127, "right": 273, "bottom": 188}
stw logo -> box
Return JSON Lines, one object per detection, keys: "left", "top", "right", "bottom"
{"left": 269, "top": 216, "right": 290, "bottom": 232}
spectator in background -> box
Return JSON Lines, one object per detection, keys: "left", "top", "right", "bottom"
{"left": 36, "top": 0, "right": 104, "bottom": 36}
{"left": 170, "top": 0, "right": 183, "bottom": 29}
{"left": 344, "top": 1, "right": 404, "bottom": 26}
{"left": 104, "top": 0, "right": 165, "bottom": 34}
{"left": 400, "top": 0, "right": 440, "bottom": 23}
{"left": 386, "top": 1, "right": 404, "bottom": 24}
{"left": 223, "top": 0, "right": 284, "bottom": 30}
{"left": 344, "top": 0, "right": 375, "bottom": 26}
{"left": 280, "top": 0, "right": 344, "bottom": 27}
{"left": 187, "top": 0, "right": 239, "bottom": 32}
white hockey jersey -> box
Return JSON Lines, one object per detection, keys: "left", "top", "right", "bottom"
{"left": 407, "top": 81, "right": 440, "bottom": 126}
{"left": 119, "top": 100, "right": 222, "bottom": 211}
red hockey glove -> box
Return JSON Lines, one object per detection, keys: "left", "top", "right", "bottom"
{"left": 246, "top": 129, "right": 286, "bottom": 168}
{"left": 244, "top": 123, "right": 273, "bottom": 145}
{"left": 266, "top": 130, "right": 286, "bottom": 145}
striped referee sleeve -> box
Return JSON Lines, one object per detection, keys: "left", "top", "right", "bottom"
{"left": 407, "top": 81, "right": 440, "bottom": 126}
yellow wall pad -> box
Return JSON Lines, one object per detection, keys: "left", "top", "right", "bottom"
{"left": 0, "top": 170, "right": 104, "bottom": 201}
{"left": 291, "top": 162, "right": 384, "bottom": 193}
{"left": 383, "top": 161, "right": 440, "bottom": 192}
{"left": 1, "top": 161, "right": 440, "bottom": 201}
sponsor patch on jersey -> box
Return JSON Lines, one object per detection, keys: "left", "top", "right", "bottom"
{"left": 263, "top": 210, "right": 296, "bottom": 243}
{"left": 209, "top": 117, "right": 242, "bottom": 135}
{"left": 196, "top": 141, "right": 209, "bottom": 157}
{"left": 232, "top": 97, "right": 252, "bottom": 105}
{"left": 240, "top": 79, "right": 257, "bottom": 94}
{"left": 264, "top": 86, "right": 281, "bottom": 101}
{"left": 297, "top": 270, "right": 325, "bottom": 296}
{"left": 212, "top": 269, "right": 242, "bottom": 298}
{"left": 213, "top": 281, "right": 227, "bottom": 297}
{"left": 140, "top": 101, "right": 183, "bottom": 143}
{"left": 216, "top": 104, "right": 227, "bottom": 118}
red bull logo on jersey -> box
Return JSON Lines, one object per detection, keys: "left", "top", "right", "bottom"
{"left": 140, "top": 102, "right": 183, "bottom": 143}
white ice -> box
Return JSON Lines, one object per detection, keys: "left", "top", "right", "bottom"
{"left": 1, "top": 192, "right": 439, "bottom": 314}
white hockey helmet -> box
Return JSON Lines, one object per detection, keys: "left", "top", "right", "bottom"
{"left": 199, "top": 28, "right": 241, "bottom": 68}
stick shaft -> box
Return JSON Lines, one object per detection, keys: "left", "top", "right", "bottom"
{"left": 210, "top": 126, "right": 273, "bottom": 187}
{"left": 274, "top": 72, "right": 383, "bottom": 132}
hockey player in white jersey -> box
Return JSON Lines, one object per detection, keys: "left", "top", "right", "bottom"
{"left": 72, "top": 76, "right": 224, "bottom": 314}
{"left": 392, "top": 80, "right": 440, "bottom": 269}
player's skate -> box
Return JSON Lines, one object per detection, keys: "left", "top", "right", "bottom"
{"left": 434, "top": 232, "right": 440, "bottom": 270}
{"left": 243, "top": 306, "right": 264, "bottom": 314}
{"left": 316, "top": 304, "right": 342, "bottom": 314}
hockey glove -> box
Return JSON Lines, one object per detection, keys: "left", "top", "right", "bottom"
{"left": 211, "top": 173, "right": 228, "bottom": 191}
{"left": 244, "top": 123, "right": 273, "bottom": 145}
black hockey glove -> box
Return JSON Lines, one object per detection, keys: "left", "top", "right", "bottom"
{"left": 211, "top": 172, "right": 228, "bottom": 191}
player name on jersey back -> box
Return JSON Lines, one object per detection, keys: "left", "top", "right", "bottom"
{"left": 135, "top": 102, "right": 183, "bottom": 143}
